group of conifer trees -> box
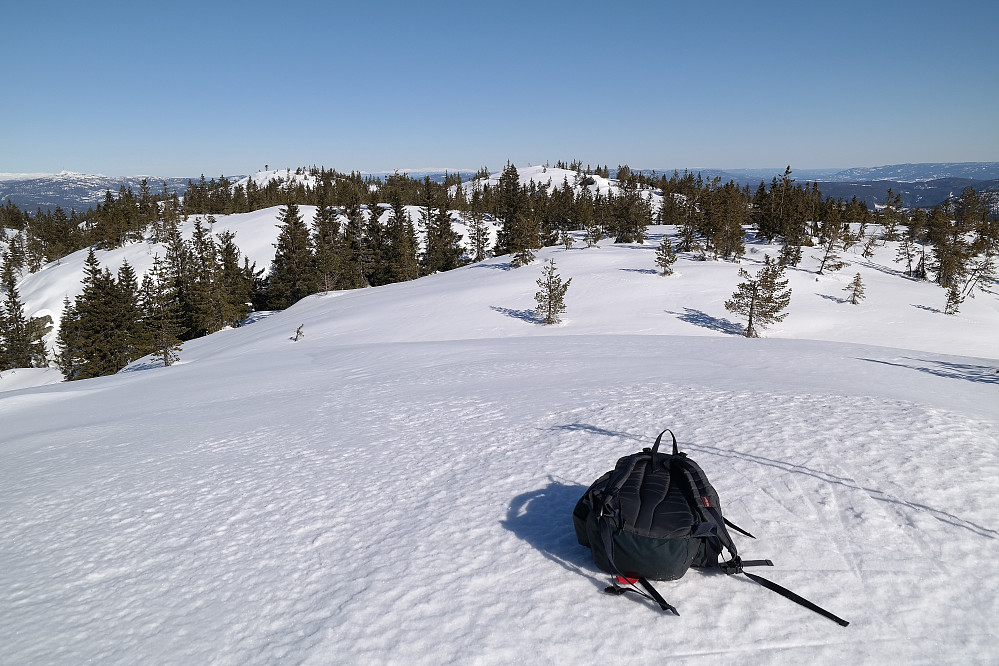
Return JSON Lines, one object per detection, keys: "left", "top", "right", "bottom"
{"left": 2, "top": 160, "right": 997, "bottom": 376}
{"left": 54, "top": 220, "right": 260, "bottom": 380}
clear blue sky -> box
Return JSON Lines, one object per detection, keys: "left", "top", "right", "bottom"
{"left": 2, "top": 0, "right": 997, "bottom": 177}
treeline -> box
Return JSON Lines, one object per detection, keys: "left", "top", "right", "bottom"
{"left": 54, "top": 220, "right": 260, "bottom": 380}
{"left": 2, "top": 161, "right": 997, "bottom": 378}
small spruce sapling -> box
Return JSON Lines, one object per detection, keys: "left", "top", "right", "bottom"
{"left": 724, "top": 254, "right": 791, "bottom": 338}
{"left": 655, "top": 236, "right": 677, "bottom": 276}
{"left": 535, "top": 259, "right": 571, "bottom": 325}
{"left": 844, "top": 273, "right": 865, "bottom": 304}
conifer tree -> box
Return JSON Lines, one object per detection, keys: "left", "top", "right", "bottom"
{"left": 186, "top": 219, "right": 225, "bottom": 337}
{"left": 387, "top": 191, "right": 419, "bottom": 281}
{"left": 267, "top": 199, "right": 317, "bottom": 308}
{"left": 55, "top": 296, "right": 84, "bottom": 379}
{"left": 496, "top": 162, "right": 538, "bottom": 267}
{"left": 139, "top": 256, "right": 185, "bottom": 367}
{"left": 535, "top": 258, "right": 571, "bottom": 325}
{"left": 362, "top": 205, "right": 391, "bottom": 286}
{"left": 655, "top": 236, "right": 677, "bottom": 276}
{"left": 724, "top": 254, "right": 791, "bottom": 338}
{"left": 467, "top": 187, "right": 490, "bottom": 262}
{"left": 944, "top": 285, "right": 963, "bottom": 315}
{"left": 56, "top": 249, "right": 121, "bottom": 379}
{"left": 1, "top": 255, "right": 49, "bottom": 368}
{"left": 815, "top": 207, "right": 849, "bottom": 275}
{"left": 216, "top": 230, "right": 254, "bottom": 326}
{"left": 108, "top": 261, "right": 147, "bottom": 370}
{"left": 312, "top": 188, "right": 341, "bottom": 293}
{"left": 844, "top": 273, "right": 865, "bottom": 304}
{"left": 339, "top": 203, "right": 368, "bottom": 289}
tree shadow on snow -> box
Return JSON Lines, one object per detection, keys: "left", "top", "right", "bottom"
{"left": 491, "top": 306, "right": 543, "bottom": 324}
{"left": 620, "top": 268, "right": 658, "bottom": 275}
{"left": 501, "top": 479, "right": 607, "bottom": 588}
{"left": 860, "top": 357, "right": 999, "bottom": 385}
{"left": 667, "top": 308, "right": 744, "bottom": 335}
{"left": 817, "top": 293, "right": 848, "bottom": 304}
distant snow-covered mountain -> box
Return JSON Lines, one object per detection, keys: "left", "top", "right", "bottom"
{"left": 825, "top": 162, "right": 999, "bottom": 182}
{"left": 0, "top": 172, "right": 211, "bottom": 212}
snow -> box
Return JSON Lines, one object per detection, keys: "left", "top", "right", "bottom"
{"left": 2, "top": 183, "right": 999, "bottom": 663}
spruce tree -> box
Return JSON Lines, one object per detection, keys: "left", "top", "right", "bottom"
{"left": 724, "top": 254, "right": 792, "bottom": 338}
{"left": 1, "top": 256, "right": 49, "bottom": 368}
{"left": 108, "top": 261, "right": 146, "bottom": 370}
{"left": 655, "top": 236, "right": 677, "bottom": 276}
{"left": 140, "top": 256, "right": 185, "bottom": 367}
{"left": 421, "top": 192, "right": 465, "bottom": 275}
{"left": 312, "top": 188, "right": 341, "bottom": 293}
{"left": 362, "top": 204, "right": 391, "bottom": 286}
{"left": 267, "top": 199, "right": 317, "bottom": 308}
{"left": 56, "top": 249, "right": 121, "bottom": 379}
{"left": 815, "top": 207, "right": 849, "bottom": 275}
{"left": 467, "top": 187, "right": 490, "bottom": 262}
{"left": 55, "top": 296, "right": 84, "bottom": 379}
{"left": 496, "top": 162, "right": 538, "bottom": 267}
{"left": 216, "top": 231, "right": 254, "bottom": 326}
{"left": 186, "top": 219, "right": 224, "bottom": 337}
{"left": 534, "top": 258, "right": 571, "bottom": 325}
{"left": 844, "top": 273, "right": 865, "bottom": 304}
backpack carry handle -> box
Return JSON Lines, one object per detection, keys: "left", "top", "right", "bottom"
{"left": 652, "top": 429, "right": 678, "bottom": 456}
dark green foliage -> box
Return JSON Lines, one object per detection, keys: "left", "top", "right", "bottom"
{"left": 844, "top": 273, "right": 865, "bottom": 304}
{"left": 655, "top": 236, "right": 677, "bottom": 276}
{"left": 815, "top": 205, "right": 849, "bottom": 275}
{"left": 419, "top": 179, "right": 464, "bottom": 275}
{"left": 495, "top": 162, "right": 538, "bottom": 267}
{"left": 266, "top": 200, "right": 317, "bottom": 308}
{"left": 535, "top": 258, "right": 571, "bottom": 325}
{"left": 56, "top": 249, "right": 138, "bottom": 380}
{"left": 139, "top": 257, "right": 185, "bottom": 367}
{"left": 610, "top": 169, "right": 651, "bottom": 244}
{"left": 724, "top": 255, "right": 792, "bottom": 338}
{"left": 1, "top": 255, "right": 50, "bottom": 369}
{"left": 312, "top": 186, "right": 341, "bottom": 293}
{"left": 387, "top": 193, "right": 420, "bottom": 282}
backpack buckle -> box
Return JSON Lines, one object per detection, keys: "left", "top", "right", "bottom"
{"left": 721, "top": 557, "right": 744, "bottom": 575}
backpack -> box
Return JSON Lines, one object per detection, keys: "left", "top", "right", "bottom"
{"left": 573, "top": 429, "right": 849, "bottom": 626}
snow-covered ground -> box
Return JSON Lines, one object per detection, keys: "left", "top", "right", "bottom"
{"left": 2, "top": 208, "right": 998, "bottom": 663}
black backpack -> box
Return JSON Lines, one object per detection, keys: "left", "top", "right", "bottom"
{"left": 573, "top": 429, "right": 849, "bottom": 626}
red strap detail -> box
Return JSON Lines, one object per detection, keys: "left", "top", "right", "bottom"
{"left": 616, "top": 576, "right": 640, "bottom": 585}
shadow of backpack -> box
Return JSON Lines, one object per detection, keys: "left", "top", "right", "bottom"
{"left": 572, "top": 429, "right": 849, "bottom": 626}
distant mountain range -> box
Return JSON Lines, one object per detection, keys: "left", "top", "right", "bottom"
{"left": 641, "top": 162, "right": 999, "bottom": 208}
{"left": 1, "top": 162, "right": 996, "bottom": 212}
{"left": 0, "top": 172, "right": 202, "bottom": 213}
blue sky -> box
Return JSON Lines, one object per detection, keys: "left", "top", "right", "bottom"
{"left": 2, "top": 0, "right": 997, "bottom": 177}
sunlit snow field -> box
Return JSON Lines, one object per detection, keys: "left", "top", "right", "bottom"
{"left": 2, "top": 174, "right": 997, "bottom": 663}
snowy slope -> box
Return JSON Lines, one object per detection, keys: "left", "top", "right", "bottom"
{"left": 2, "top": 219, "right": 998, "bottom": 664}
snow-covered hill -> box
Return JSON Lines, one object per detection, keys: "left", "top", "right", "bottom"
{"left": 0, "top": 172, "right": 198, "bottom": 212}
{"left": 828, "top": 162, "right": 999, "bottom": 183}
{"left": 1, "top": 172, "right": 998, "bottom": 663}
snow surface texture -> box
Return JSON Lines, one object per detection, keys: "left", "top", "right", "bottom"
{"left": 2, "top": 187, "right": 999, "bottom": 663}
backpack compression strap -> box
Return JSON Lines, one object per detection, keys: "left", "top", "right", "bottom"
{"left": 722, "top": 557, "right": 850, "bottom": 627}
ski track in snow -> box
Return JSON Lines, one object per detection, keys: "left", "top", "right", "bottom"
{"left": 2, "top": 339, "right": 997, "bottom": 664}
